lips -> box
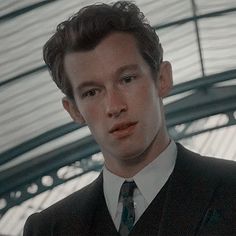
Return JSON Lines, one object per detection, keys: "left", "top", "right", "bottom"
{"left": 109, "top": 122, "right": 137, "bottom": 133}
{"left": 109, "top": 121, "right": 138, "bottom": 138}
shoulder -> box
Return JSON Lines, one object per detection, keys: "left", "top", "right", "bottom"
{"left": 23, "top": 173, "right": 103, "bottom": 235}
{"left": 176, "top": 143, "right": 236, "bottom": 184}
{"left": 43, "top": 172, "right": 103, "bottom": 215}
{"left": 174, "top": 143, "right": 236, "bottom": 214}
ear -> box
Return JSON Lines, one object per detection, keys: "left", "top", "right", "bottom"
{"left": 157, "top": 61, "right": 173, "bottom": 97}
{"left": 62, "top": 97, "right": 86, "bottom": 124}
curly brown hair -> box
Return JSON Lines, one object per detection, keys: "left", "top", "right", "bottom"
{"left": 43, "top": 1, "right": 163, "bottom": 99}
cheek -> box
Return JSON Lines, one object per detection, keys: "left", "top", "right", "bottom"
{"left": 80, "top": 104, "right": 103, "bottom": 129}
{"left": 136, "top": 85, "right": 158, "bottom": 110}
{"left": 140, "top": 91, "right": 162, "bottom": 124}
{"left": 74, "top": 101, "right": 93, "bottom": 124}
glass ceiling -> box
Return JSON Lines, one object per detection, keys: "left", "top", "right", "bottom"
{"left": 0, "top": 0, "right": 236, "bottom": 235}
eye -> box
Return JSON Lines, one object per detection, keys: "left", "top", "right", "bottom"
{"left": 122, "top": 75, "right": 136, "bottom": 84}
{"left": 81, "top": 89, "right": 98, "bottom": 98}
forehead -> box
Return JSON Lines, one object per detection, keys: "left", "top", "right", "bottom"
{"left": 63, "top": 32, "right": 149, "bottom": 84}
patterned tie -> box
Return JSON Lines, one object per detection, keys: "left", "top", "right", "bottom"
{"left": 119, "top": 181, "right": 137, "bottom": 236}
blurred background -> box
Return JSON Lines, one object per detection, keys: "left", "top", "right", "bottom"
{"left": 0, "top": 0, "right": 236, "bottom": 235}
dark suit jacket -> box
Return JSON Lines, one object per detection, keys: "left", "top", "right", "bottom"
{"left": 23, "top": 144, "right": 236, "bottom": 235}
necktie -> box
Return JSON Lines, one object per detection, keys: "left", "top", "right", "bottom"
{"left": 119, "top": 181, "right": 137, "bottom": 236}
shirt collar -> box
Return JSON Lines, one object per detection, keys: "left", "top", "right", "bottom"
{"left": 103, "top": 140, "right": 177, "bottom": 220}
{"left": 134, "top": 140, "right": 177, "bottom": 204}
{"left": 103, "top": 167, "right": 124, "bottom": 220}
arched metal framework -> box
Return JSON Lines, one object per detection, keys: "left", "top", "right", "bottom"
{"left": 0, "top": 0, "right": 236, "bottom": 219}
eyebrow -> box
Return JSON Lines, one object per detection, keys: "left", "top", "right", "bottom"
{"left": 76, "top": 81, "right": 101, "bottom": 93}
{"left": 76, "top": 64, "right": 141, "bottom": 92}
{"left": 115, "top": 64, "right": 140, "bottom": 75}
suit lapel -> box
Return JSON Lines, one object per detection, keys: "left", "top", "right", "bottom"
{"left": 158, "top": 144, "right": 218, "bottom": 236}
{"left": 71, "top": 173, "right": 105, "bottom": 235}
{"left": 91, "top": 192, "right": 120, "bottom": 236}
{"left": 77, "top": 172, "right": 118, "bottom": 236}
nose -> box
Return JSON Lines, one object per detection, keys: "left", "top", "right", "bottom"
{"left": 105, "top": 89, "right": 127, "bottom": 118}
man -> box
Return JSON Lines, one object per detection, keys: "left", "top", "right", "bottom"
{"left": 24, "top": 1, "right": 236, "bottom": 235}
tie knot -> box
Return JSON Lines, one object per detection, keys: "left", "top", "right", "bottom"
{"left": 120, "top": 181, "right": 136, "bottom": 199}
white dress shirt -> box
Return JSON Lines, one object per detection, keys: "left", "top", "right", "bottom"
{"left": 103, "top": 140, "right": 177, "bottom": 230}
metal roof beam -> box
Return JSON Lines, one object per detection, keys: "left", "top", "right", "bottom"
{"left": 170, "top": 69, "right": 236, "bottom": 96}
{"left": 0, "top": 0, "right": 58, "bottom": 22}
{"left": 0, "top": 136, "right": 99, "bottom": 193}
{"left": 155, "top": 7, "right": 236, "bottom": 30}
{"left": 169, "top": 110, "right": 236, "bottom": 140}
{"left": 0, "top": 123, "right": 82, "bottom": 165}
{"left": 166, "top": 86, "right": 236, "bottom": 127}
{"left": 0, "top": 65, "right": 46, "bottom": 87}
{"left": 191, "top": 0, "right": 205, "bottom": 78}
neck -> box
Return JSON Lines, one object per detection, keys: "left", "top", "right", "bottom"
{"left": 105, "top": 132, "right": 170, "bottom": 178}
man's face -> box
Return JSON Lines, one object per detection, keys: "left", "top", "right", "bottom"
{"left": 63, "top": 32, "right": 172, "bottom": 170}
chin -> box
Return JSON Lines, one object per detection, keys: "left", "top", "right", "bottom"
{"left": 116, "top": 148, "right": 145, "bottom": 162}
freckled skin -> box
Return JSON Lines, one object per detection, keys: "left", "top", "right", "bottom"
{"left": 63, "top": 32, "right": 173, "bottom": 178}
